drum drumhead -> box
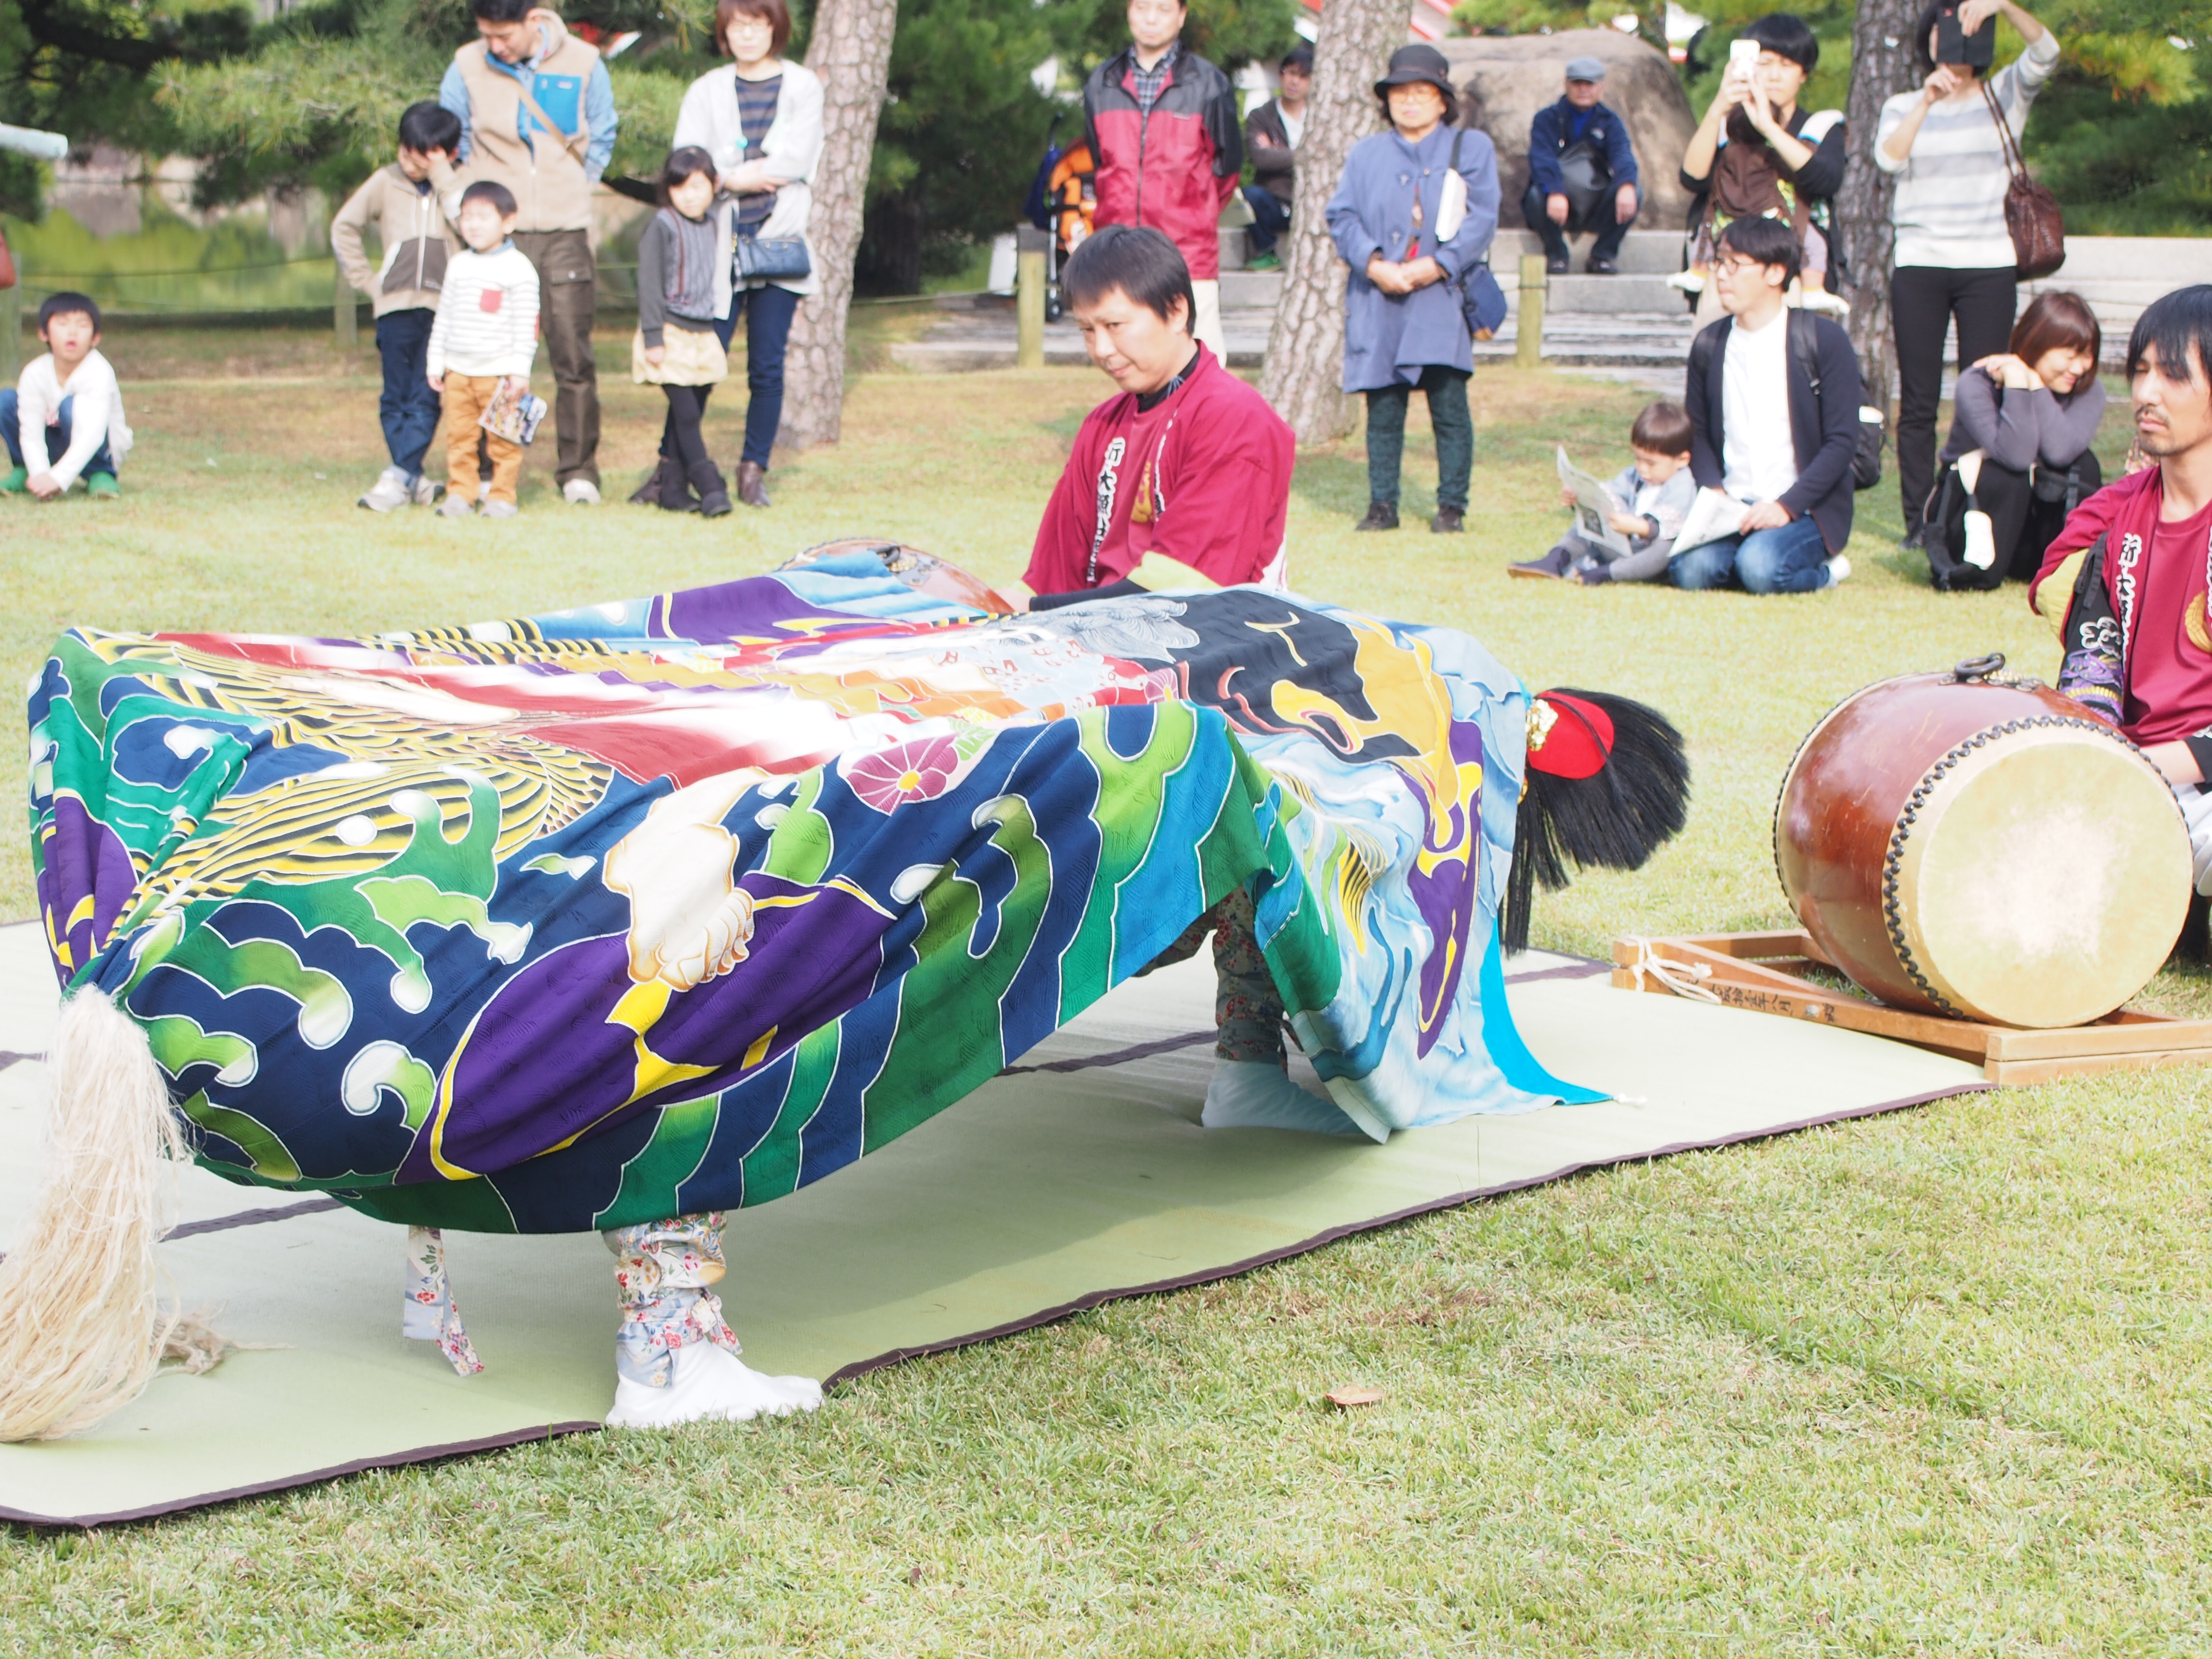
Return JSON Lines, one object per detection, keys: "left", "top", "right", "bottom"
{"left": 1892, "top": 727, "right": 2191, "bottom": 1028}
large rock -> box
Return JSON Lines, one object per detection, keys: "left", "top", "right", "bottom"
{"left": 1443, "top": 30, "right": 1699, "bottom": 229}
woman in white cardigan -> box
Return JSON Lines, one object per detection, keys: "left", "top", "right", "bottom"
{"left": 657, "top": 0, "right": 823, "bottom": 509}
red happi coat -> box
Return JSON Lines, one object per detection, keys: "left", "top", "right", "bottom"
{"left": 1024, "top": 345, "right": 1295, "bottom": 597}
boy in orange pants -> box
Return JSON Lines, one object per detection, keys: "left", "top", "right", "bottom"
{"left": 427, "top": 180, "right": 540, "bottom": 517}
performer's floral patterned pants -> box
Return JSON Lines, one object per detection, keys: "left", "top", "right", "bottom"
{"left": 602, "top": 1213, "right": 743, "bottom": 1386}
{"left": 1142, "top": 887, "right": 1286, "bottom": 1067}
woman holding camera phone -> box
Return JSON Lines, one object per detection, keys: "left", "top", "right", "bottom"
{"left": 1875, "top": 0, "right": 2058, "bottom": 549}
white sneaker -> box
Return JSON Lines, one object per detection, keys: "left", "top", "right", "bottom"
{"left": 1201, "top": 1059, "right": 1367, "bottom": 1137}
{"left": 563, "top": 478, "right": 602, "bottom": 506}
{"left": 411, "top": 473, "right": 441, "bottom": 507}
{"left": 437, "top": 494, "right": 474, "bottom": 520}
{"left": 481, "top": 499, "right": 518, "bottom": 520}
{"left": 358, "top": 467, "right": 411, "bottom": 513}
{"left": 605, "top": 1341, "right": 824, "bottom": 1430}
{"left": 1823, "top": 554, "right": 1852, "bottom": 589}
{"left": 1665, "top": 269, "right": 1707, "bottom": 294}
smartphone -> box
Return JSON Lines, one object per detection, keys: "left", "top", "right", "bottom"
{"left": 1729, "top": 36, "right": 1760, "bottom": 75}
{"left": 1935, "top": 8, "right": 1996, "bottom": 68}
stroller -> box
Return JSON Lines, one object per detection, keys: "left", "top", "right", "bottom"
{"left": 1022, "top": 115, "right": 1095, "bottom": 322}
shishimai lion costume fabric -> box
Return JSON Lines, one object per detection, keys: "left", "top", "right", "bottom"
{"left": 3, "top": 543, "right": 1680, "bottom": 1438}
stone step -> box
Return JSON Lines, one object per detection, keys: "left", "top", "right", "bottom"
{"left": 2029, "top": 236, "right": 2209, "bottom": 282}
{"left": 1493, "top": 228, "right": 1687, "bottom": 275}
{"left": 1538, "top": 273, "right": 1689, "bottom": 314}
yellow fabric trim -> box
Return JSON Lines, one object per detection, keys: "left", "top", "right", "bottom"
{"left": 1127, "top": 553, "right": 1219, "bottom": 592}
{"left": 2031, "top": 548, "right": 2087, "bottom": 639}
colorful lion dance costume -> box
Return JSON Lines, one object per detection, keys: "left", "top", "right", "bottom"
{"left": 0, "top": 545, "right": 1684, "bottom": 1437}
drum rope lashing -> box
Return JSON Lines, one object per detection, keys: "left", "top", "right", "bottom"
{"left": 1618, "top": 936, "right": 1724, "bottom": 1005}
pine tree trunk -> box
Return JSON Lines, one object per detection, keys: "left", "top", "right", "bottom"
{"left": 1255, "top": 0, "right": 1399, "bottom": 445}
{"left": 1838, "top": 0, "right": 1920, "bottom": 416}
{"left": 777, "top": 0, "right": 899, "bottom": 454}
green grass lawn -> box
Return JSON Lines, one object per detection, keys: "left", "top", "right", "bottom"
{"left": 0, "top": 329, "right": 2205, "bottom": 1655}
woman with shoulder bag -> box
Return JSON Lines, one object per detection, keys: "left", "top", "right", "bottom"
{"left": 1923, "top": 290, "right": 2104, "bottom": 589}
{"left": 659, "top": 0, "right": 822, "bottom": 510}
{"left": 1327, "top": 45, "right": 1499, "bottom": 536}
{"left": 1875, "top": 0, "right": 2060, "bottom": 550}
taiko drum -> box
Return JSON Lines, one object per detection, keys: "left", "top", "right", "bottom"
{"left": 1773, "top": 657, "right": 2192, "bottom": 1029}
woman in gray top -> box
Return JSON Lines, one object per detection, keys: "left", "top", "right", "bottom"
{"left": 1927, "top": 289, "right": 2105, "bottom": 589}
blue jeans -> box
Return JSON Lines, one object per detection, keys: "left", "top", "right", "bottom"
{"left": 1668, "top": 514, "right": 1830, "bottom": 594}
{"left": 375, "top": 309, "right": 441, "bottom": 480}
{"left": 709, "top": 283, "right": 802, "bottom": 469}
{"left": 1244, "top": 186, "right": 1291, "bottom": 255}
{"left": 0, "top": 389, "right": 116, "bottom": 478}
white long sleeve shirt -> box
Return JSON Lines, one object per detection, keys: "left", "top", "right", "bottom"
{"left": 15, "top": 349, "right": 132, "bottom": 489}
{"left": 1876, "top": 33, "right": 2061, "bottom": 269}
{"left": 427, "top": 243, "right": 541, "bottom": 380}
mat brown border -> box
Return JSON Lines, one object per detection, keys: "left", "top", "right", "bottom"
{"left": 0, "top": 1420, "right": 603, "bottom": 1530}
{"left": 818, "top": 1081, "right": 1990, "bottom": 1387}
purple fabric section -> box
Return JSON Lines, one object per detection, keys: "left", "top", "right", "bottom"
{"left": 36, "top": 794, "right": 138, "bottom": 989}
{"left": 403, "top": 875, "right": 890, "bottom": 1182}
{"left": 650, "top": 578, "right": 841, "bottom": 645}
{"left": 1405, "top": 718, "right": 1485, "bottom": 1057}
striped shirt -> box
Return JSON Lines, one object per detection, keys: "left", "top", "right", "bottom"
{"left": 734, "top": 74, "right": 782, "bottom": 232}
{"left": 1875, "top": 33, "right": 2060, "bottom": 269}
{"left": 427, "top": 242, "right": 541, "bottom": 379}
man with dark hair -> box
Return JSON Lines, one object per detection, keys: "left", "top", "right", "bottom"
{"left": 1019, "top": 224, "right": 1292, "bottom": 602}
{"left": 2031, "top": 286, "right": 2212, "bottom": 891}
{"left": 1082, "top": 0, "right": 1243, "bottom": 360}
{"left": 1241, "top": 45, "right": 1311, "bottom": 270}
{"left": 436, "top": 0, "right": 617, "bottom": 505}
{"left": 1524, "top": 56, "right": 1640, "bottom": 276}
{"left": 1671, "top": 215, "right": 1861, "bottom": 593}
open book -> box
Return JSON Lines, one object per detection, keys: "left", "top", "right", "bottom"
{"left": 1555, "top": 447, "right": 1633, "bottom": 557}
{"left": 1671, "top": 488, "right": 1748, "bottom": 555}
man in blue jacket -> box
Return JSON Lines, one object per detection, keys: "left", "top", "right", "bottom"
{"left": 1671, "top": 216, "right": 1860, "bottom": 594}
{"left": 1522, "top": 56, "right": 1639, "bottom": 275}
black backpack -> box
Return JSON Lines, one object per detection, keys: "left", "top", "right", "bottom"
{"left": 1691, "top": 311, "right": 1884, "bottom": 492}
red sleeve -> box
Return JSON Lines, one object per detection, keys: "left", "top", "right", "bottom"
{"left": 2029, "top": 471, "right": 2145, "bottom": 612}
{"left": 1142, "top": 384, "right": 1292, "bottom": 585}
{"left": 1024, "top": 411, "right": 1108, "bottom": 596}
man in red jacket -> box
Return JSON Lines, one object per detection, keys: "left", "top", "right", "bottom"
{"left": 1082, "top": 0, "right": 1243, "bottom": 362}
{"left": 1019, "top": 224, "right": 1293, "bottom": 604}
{"left": 1019, "top": 224, "right": 1321, "bottom": 1134}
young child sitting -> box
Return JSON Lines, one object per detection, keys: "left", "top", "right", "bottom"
{"left": 632, "top": 146, "right": 736, "bottom": 517}
{"left": 335, "top": 99, "right": 464, "bottom": 513}
{"left": 1513, "top": 400, "right": 1696, "bottom": 585}
{"left": 427, "top": 180, "right": 540, "bottom": 520}
{"left": 1, "top": 292, "right": 132, "bottom": 501}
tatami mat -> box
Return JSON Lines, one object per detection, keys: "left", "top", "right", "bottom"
{"left": 0, "top": 927, "right": 1984, "bottom": 1527}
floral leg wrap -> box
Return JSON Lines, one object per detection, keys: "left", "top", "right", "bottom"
{"left": 403, "top": 1226, "right": 483, "bottom": 1376}
{"left": 603, "top": 1213, "right": 742, "bottom": 1388}
{"left": 1142, "top": 889, "right": 1286, "bottom": 1068}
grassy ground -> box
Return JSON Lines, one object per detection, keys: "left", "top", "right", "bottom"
{"left": 0, "top": 329, "right": 2205, "bottom": 1655}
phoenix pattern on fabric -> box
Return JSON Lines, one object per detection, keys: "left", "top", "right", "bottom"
{"left": 29, "top": 546, "right": 1591, "bottom": 1235}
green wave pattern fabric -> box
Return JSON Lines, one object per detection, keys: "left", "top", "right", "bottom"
{"left": 28, "top": 548, "right": 1594, "bottom": 1235}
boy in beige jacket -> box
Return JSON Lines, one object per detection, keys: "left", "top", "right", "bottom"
{"left": 334, "top": 102, "right": 464, "bottom": 512}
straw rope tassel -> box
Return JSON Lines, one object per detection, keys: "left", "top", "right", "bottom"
{"left": 0, "top": 987, "right": 192, "bottom": 1442}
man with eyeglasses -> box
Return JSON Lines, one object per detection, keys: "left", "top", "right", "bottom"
{"left": 1670, "top": 215, "right": 1862, "bottom": 594}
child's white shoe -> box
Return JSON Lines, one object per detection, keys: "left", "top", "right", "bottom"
{"left": 358, "top": 466, "right": 412, "bottom": 513}
{"left": 437, "top": 494, "right": 474, "bottom": 520}
{"left": 606, "top": 1341, "right": 823, "bottom": 1430}
{"left": 1822, "top": 554, "right": 1852, "bottom": 589}
{"left": 411, "top": 473, "right": 441, "bottom": 507}
{"left": 1665, "top": 269, "right": 1706, "bottom": 294}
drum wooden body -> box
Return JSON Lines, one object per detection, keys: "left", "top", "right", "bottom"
{"left": 1774, "top": 668, "right": 2192, "bottom": 1029}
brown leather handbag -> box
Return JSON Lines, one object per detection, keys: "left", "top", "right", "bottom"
{"left": 1983, "top": 81, "right": 2064, "bottom": 278}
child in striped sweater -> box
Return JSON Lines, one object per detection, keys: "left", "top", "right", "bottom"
{"left": 427, "top": 180, "right": 540, "bottom": 519}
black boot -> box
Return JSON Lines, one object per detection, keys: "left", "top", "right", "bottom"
{"left": 1355, "top": 501, "right": 1399, "bottom": 532}
{"left": 630, "top": 455, "right": 674, "bottom": 506}
{"left": 658, "top": 459, "right": 698, "bottom": 513}
{"left": 1431, "top": 505, "right": 1466, "bottom": 534}
{"left": 692, "top": 461, "right": 733, "bottom": 518}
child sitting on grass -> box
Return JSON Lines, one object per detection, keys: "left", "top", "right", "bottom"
{"left": 1, "top": 292, "right": 132, "bottom": 501}
{"left": 1512, "top": 400, "right": 1695, "bottom": 585}
{"left": 336, "top": 99, "right": 464, "bottom": 513}
{"left": 427, "top": 180, "right": 539, "bottom": 520}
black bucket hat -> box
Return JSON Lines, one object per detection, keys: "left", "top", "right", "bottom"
{"left": 1373, "top": 44, "right": 1455, "bottom": 102}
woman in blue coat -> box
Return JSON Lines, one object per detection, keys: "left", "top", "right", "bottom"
{"left": 1327, "top": 45, "right": 1501, "bottom": 534}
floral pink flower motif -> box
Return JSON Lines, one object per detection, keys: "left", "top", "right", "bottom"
{"left": 845, "top": 736, "right": 961, "bottom": 814}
